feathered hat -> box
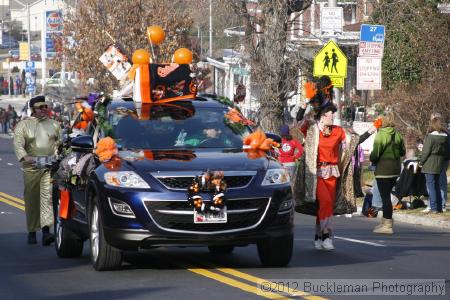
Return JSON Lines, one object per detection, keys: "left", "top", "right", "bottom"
{"left": 303, "top": 75, "right": 336, "bottom": 119}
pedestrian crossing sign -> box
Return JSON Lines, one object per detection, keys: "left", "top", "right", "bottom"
{"left": 313, "top": 40, "right": 347, "bottom": 78}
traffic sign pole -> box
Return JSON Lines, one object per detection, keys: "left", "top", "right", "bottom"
{"left": 357, "top": 24, "right": 385, "bottom": 116}
{"left": 328, "top": 0, "right": 341, "bottom": 126}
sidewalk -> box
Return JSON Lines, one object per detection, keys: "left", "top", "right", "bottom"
{"left": 0, "top": 95, "right": 30, "bottom": 110}
{"left": 354, "top": 206, "right": 450, "bottom": 231}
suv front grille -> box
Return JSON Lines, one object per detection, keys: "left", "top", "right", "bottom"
{"left": 156, "top": 175, "right": 253, "bottom": 190}
{"left": 143, "top": 198, "right": 270, "bottom": 233}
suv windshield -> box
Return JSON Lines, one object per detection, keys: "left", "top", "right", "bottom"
{"left": 108, "top": 102, "right": 250, "bottom": 150}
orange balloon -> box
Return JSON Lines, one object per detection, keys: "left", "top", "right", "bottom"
{"left": 173, "top": 48, "right": 193, "bottom": 64}
{"left": 132, "top": 49, "right": 150, "bottom": 64}
{"left": 147, "top": 25, "right": 165, "bottom": 45}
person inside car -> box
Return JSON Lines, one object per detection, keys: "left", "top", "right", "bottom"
{"left": 184, "top": 127, "right": 233, "bottom": 147}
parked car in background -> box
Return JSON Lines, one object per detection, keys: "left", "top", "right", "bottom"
{"left": 45, "top": 71, "right": 79, "bottom": 87}
{"left": 8, "top": 49, "right": 19, "bottom": 59}
{"left": 0, "top": 38, "right": 19, "bottom": 49}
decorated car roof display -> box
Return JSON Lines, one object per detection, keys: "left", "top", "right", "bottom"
{"left": 94, "top": 25, "right": 278, "bottom": 162}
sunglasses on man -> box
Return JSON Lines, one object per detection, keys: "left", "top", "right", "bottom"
{"left": 35, "top": 105, "right": 48, "bottom": 110}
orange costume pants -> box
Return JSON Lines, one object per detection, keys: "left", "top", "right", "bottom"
{"left": 315, "top": 176, "right": 337, "bottom": 235}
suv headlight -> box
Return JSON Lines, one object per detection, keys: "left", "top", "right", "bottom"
{"left": 261, "top": 168, "right": 290, "bottom": 186}
{"left": 104, "top": 171, "right": 150, "bottom": 189}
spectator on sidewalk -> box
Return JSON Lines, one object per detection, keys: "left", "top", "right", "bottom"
{"left": 278, "top": 124, "right": 303, "bottom": 179}
{"left": 428, "top": 113, "right": 450, "bottom": 212}
{"left": 14, "top": 76, "right": 20, "bottom": 96}
{"left": 8, "top": 105, "right": 18, "bottom": 131}
{"left": 353, "top": 144, "right": 365, "bottom": 198}
{"left": 370, "top": 112, "right": 406, "bottom": 234}
{"left": 9, "top": 76, "right": 13, "bottom": 95}
{"left": 0, "top": 75, "right": 4, "bottom": 95}
{"left": 0, "top": 108, "right": 6, "bottom": 133}
{"left": 420, "top": 116, "right": 448, "bottom": 214}
{"left": 2, "top": 79, "right": 8, "bottom": 95}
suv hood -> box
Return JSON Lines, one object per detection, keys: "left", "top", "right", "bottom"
{"left": 116, "top": 149, "right": 275, "bottom": 172}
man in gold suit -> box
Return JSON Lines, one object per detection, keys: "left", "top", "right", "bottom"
{"left": 13, "top": 96, "right": 61, "bottom": 245}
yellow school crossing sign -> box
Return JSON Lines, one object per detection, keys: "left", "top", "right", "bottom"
{"left": 313, "top": 40, "right": 347, "bottom": 87}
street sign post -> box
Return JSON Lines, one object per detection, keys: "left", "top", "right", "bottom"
{"left": 24, "top": 61, "right": 36, "bottom": 95}
{"left": 320, "top": 7, "right": 343, "bottom": 36}
{"left": 356, "top": 57, "right": 382, "bottom": 90}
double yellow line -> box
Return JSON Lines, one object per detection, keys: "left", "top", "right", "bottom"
{"left": 186, "top": 265, "right": 327, "bottom": 299}
{"left": 0, "top": 192, "right": 25, "bottom": 211}
{"left": 0, "top": 191, "right": 327, "bottom": 300}
{"left": 175, "top": 258, "right": 327, "bottom": 300}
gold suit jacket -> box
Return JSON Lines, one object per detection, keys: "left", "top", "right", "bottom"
{"left": 13, "top": 116, "right": 61, "bottom": 169}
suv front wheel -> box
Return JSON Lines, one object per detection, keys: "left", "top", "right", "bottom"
{"left": 54, "top": 190, "right": 83, "bottom": 258}
{"left": 257, "top": 234, "right": 293, "bottom": 267}
{"left": 89, "top": 199, "right": 123, "bottom": 271}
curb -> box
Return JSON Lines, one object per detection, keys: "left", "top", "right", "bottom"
{"left": 355, "top": 206, "right": 450, "bottom": 231}
{"left": 392, "top": 212, "right": 450, "bottom": 231}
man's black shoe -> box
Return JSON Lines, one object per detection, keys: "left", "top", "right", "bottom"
{"left": 28, "top": 232, "right": 37, "bottom": 244}
{"left": 42, "top": 228, "right": 55, "bottom": 246}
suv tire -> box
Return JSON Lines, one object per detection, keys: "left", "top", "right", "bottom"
{"left": 89, "top": 199, "right": 122, "bottom": 271}
{"left": 55, "top": 219, "right": 83, "bottom": 258}
{"left": 54, "top": 191, "right": 83, "bottom": 258}
{"left": 208, "top": 245, "right": 235, "bottom": 254}
{"left": 257, "top": 234, "right": 293, "bottom": 267}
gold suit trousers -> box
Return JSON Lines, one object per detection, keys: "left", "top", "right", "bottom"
{"left": 23, "top": 168, "right": 54, "bottom": 232}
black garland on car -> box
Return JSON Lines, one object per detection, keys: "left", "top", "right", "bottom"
{"left": 187, "top": 170, "right": 227, "bottom": 213}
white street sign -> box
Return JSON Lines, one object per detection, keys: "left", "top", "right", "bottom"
{"left": 357, "top": 57, "right": 382, "bottom": 90}
{"left": 321, "top": 7, "right": 343, "bottom": 36}
{"left": 358, "top": 41, "right": 384, "bottom": 57}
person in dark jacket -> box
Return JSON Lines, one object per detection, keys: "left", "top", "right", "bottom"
{"left": 420, "top": 117, "right": 448, "bottom": 214}
{"left": 370, "top": 112, "right": 406, "bottom": 234}
{"left": 429, "top": 113, "right": 450, "bottom": 212}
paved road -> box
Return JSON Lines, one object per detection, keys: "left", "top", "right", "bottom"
{"left": 0, "top": 138, "right": 449, "bottom": 300}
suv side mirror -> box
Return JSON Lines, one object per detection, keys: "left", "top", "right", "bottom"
{"left": 265, "top": 132, "right": 282, "bottom": 144}
{"left": 71, "top": 135, "right": 94, "bottom": 153}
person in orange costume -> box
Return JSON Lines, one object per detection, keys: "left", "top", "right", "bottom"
{"left": 294, "top": 77, "right": 376, "bottom": 251}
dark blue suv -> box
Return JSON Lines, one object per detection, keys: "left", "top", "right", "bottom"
{"left": 55, "top": 96, "right": 293, "bottom": 270}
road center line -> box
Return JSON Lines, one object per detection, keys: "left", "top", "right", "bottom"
{"left": 334, "top": 236, "right": 386, "bottom": 247}
{"left": 215, "top": 267, "right": 327, "bottom": 300}
{"left": 0, "top": 196, "right": 25, "bottom": 211}
{"left": 185, "top": 258, "right": 327, "bottom": 300}
{"left": 186, "top": 267, "right": 290, "bottom": 299}
{"left": 0, "top": 192, "right": 25, "bottom": 205}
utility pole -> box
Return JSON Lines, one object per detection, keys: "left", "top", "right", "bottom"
{"left": 209, "top": 0, "right": 212, "bottom": 57}
{"left": 328, "top": 0, "right": 341, "bottom": 126}
{"left": 26, "top": 3, "right": 30, "bottom": 61}
{"left": 41, "top": 8, "right": 46, "bottom": 93}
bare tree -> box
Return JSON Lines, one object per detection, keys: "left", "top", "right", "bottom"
{"left": 59, "top": 0, "right": 193, "bottom": 93}
{"left": 372, "top": 0, "right": 450, "bottom": 136}
{"left": 225, "top": 0, "right": 313, "bottom": 132}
